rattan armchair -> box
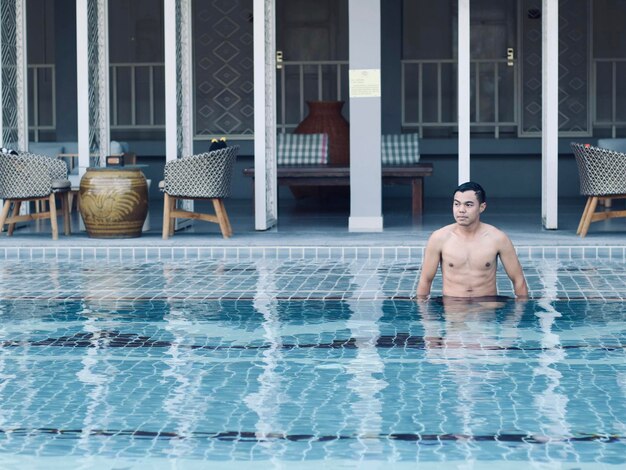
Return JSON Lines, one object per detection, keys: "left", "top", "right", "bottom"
{"left": 161, "top": 146, "right": 239, "bottom": 239}
{"left": 570, "top": 143, "right": 626, "bottom": 237}
{"left": 0, "top": 152, "right": 71, "bottom": 239}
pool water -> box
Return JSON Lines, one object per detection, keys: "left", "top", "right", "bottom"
{"left": 0, "top": 259, "right": 625, "bottom": 468}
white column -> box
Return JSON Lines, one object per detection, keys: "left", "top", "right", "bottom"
{"left": 164, "top": 0, "right": 178, "bottom": 162}
{"left": 96, "top": 0, "right": 110, "bottom": 161}
{"left": 348, "top": 0, "right": 383, "bottom": 232}
{"left": 16, "top": 0, "right": 28, "bottom": 152}
{"left": 253, "top": 0, "right": 278, "bottom": 230}
{"left": 164, "top": 0, "right": 193, "bottom": 162}
{"left": 76, "top": 0, "right": 90, "bottom": 173}
{"left": 0, "top": 11, "right": 2, "bottom": 145}
{"left": 179, "top": 0, "right": 193, "bottom": 158}
{"left": 457, "top": 0, "right": 470, "bottom": 184}
{"left": 76, "top": 0, "right": 110, "bottom": 171}
{"left": 542, "top": 0, "right": 558, "bottom": 229}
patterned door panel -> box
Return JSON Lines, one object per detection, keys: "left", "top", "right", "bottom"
{"left": 521, "top": 0, "right": 590, "bottom": 136}
{"left": 193, "top": 0, "right": 254, "bottom": 138}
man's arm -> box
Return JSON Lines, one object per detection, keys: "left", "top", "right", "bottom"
{"left": 498, "top": 234, "right": 528, "bottom": 298}
{"left": 416, "top": 233, "right": 442, "bottom": 300}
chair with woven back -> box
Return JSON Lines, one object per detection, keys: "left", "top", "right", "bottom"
{"left": 0, "top": 151, "right": 72, "bottom": 239}
{"left": 570, "top": 142, "right": 626, "bottom": 237}
{"left": 161, "top": 145, "right": 239, "bottom": 239}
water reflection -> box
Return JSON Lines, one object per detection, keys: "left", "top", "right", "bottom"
{"left": 75, "top": 312, "right": 116, "bottom": 464}
{"left": 244, "top": 259, "right": 287, "bottom": 463}
{"left": 162, "top": 307, "right": 209, "bottom": 460}
{"left": 420, "top": 297, "right": 525, "bottom": 446}
{"left": 344, "top": 263, "right": 387, "bottom": 459}
{"left": 533, "top": 260, "right": 573, "bottom": 454}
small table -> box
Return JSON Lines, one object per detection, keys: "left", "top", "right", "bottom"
{"left": 243, "top": 164, "right": 433, "bottom": 217}
{"left": 78, "top": 166, "right": 148, "bottom": 238}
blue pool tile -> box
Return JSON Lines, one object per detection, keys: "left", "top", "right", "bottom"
{"left": 290, "top": 247, "right": 304, "bottom": 259}
{"left": 146, "top": 247, "right": 159, "bottom": 260}
{"left": 198, "top": 247, "right": 214, "bottom": 258}
{"left": 557, "top": 247, "right": 571, "bottom": 259}
{"left": 584, "top": 247, "right": 597, "bottom": 259}
{"left": 610, "top": 247, "right": 624, "bottom": 261}
{"left": 158, "top": 248, "right": 173, "bottom": 260}
{"left": 543, "top": 247, "right": 556, "bottom": 259}
{"left": 409, "top": 247, "right": 422, "bottom": 260}
{"left": 316, "top": 247, "right": 330, "bottom": 259}
{"left": 237, "top": 247, "right": 252, "bottom": 259}
{"left": 570, "top": 247, "right": 584, "bottom": 259}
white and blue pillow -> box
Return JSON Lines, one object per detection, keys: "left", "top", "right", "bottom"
{"left": 276, "top": 133, "right": 328, "bottom": 165}
{"left": 381, "top": 133, "right": 420, "bottom": 165}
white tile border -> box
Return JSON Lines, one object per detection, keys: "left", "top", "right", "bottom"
{"left": 0, "top": 245, "right": 624, "bottom": 261}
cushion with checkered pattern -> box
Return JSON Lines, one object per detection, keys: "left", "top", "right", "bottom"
{"left": 277, "top": 133, "right": 328, "bottom": 165}
{"left": 382, "top": 133, "right": 420, "bottom": 165}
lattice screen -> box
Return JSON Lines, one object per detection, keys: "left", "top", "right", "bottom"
{"left": 193, "top": 0, "right": 254, "bottom": 137}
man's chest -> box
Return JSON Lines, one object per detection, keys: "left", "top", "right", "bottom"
{"left": 441, "top": 238, "right": 499, "bottom": 270}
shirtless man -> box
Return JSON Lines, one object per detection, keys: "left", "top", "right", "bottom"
{"left": 416, "top": 182, "right": 528, "bottom": 299}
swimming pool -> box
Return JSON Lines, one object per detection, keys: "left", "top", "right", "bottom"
{"left": 0, "top": 258, "right": 624, "bottom": 468}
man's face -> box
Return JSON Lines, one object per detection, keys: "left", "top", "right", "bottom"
{"left": 452, "top": 190, "right": 485, "bottom": 226}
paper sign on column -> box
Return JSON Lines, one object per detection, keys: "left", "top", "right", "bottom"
{"left": 349, "top": 69, "right": 381, "bottom": 98}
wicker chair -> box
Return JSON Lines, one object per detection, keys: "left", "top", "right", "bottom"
{"left": 0, "top": 152, "right": 71, "bottom": 239}
{"left": 570, "top": 142, "right": 626, "bottom": 237}
{"left": 161, "top": 146, "right": 239, "bottom": 239}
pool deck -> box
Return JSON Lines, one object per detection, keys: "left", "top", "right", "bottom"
{"left": 3, "top": 197, "right": 626, "bottom": 254}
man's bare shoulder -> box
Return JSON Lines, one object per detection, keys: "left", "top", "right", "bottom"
{"left": 480, "top": 223, "right": 513, "bottom": 245}
{"left": 430, "top": 223, "right": 456, "bottom": 241}
{"left": 424, "top": 224, "right": 455, "bottom": 252}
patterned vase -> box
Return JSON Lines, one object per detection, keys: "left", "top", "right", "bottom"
{"left": 295, "top": 101, "right": 350, "bottom": 165}
{"left": 79, "top": 168, "right": 148, "bottom": 238}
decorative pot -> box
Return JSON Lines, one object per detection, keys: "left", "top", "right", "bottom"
{"left": 295, "top": 101, "right": 350, "bottom": 165}
{"left": 79, "top": 167, "right": 148, "bottom": 238}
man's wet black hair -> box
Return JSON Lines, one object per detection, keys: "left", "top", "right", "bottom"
{"left": 454, "top": 181, "right": 486, "bottom": 204}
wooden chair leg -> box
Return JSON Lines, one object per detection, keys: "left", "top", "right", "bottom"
{"left": 7, "top": 201, "right": 22, "bottom": 236}
{"left": 162, "top": 193, "right": 171, "bottom": 239}
{"left": 169, "top": 196, "right": 176, "bottom": 237}
{"left": 61, "top": 193, "right": 71, "bottom": 235}
{"left": 577, "top": 197, "right": 592, "bottom": 235}
{"left": 220, "top": 200, "right": 233, "bottom": 237}
{"left": 0, "top": 200, "right": 11, "bottom": 234}
{"left": 580, "top": 196, "right": 598, "bottom": 238}
{"left": 49, "top": 194, "right": 59, "bottom": 240}
{"left": 212, "top": 199, "right": 231, "bottom": 238}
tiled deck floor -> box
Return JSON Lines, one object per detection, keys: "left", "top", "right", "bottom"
{"left": 3, "top": 196, "right": 626, "bottom": 251}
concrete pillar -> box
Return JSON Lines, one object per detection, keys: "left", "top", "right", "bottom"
{"left": 252, "top": 0, "right": 278, "bottom": 231}
{"left": 458, "top": 0, "right": 470, "bottom": 184}
{"left": 542, "top": 0, "right": 558, "bottom": 229}
{"left": 348, "top": 0, "right": 383, "bottom": 232}
{"left": 76, "top": 0, "right": 89, "bottom": 172}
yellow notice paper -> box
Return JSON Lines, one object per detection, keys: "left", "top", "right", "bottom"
{"left": 349, "top": 69, "right": 381, "bottom": 98}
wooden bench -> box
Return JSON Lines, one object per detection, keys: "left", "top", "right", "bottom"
{"left": 243, "top": 163, "right": 433, "bottom": 217}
